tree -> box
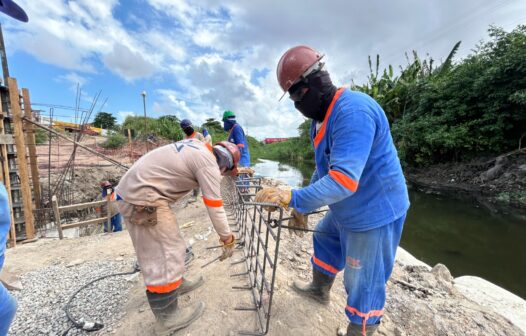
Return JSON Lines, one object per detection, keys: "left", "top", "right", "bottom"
{"left": 202, "top": 118, "right": 223, "bottom": 133}
{"left": 92, "top": 112, "right": 117, "bottom": 129}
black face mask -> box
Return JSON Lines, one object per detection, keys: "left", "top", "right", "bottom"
{"left": 183, "top": 127, "right": 194, "bottom": 136}
{"left": 292, "top": 70, "right": 337, "bottom": 122}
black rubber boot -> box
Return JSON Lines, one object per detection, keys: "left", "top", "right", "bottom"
{"left": 146, "top": 289, "right": 205, "bottom": 336}
{"left": 347, "top": 322, "right": 379, "bottom": 336}
{"left": 178, "top": 275, "right": 204, "bottom": 295}
{"left": 292, "top": 268, "right": 335, "bottom": 304}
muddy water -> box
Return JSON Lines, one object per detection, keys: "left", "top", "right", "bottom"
{"left": 252, "top": 159, "right": 526, "bottom": 299}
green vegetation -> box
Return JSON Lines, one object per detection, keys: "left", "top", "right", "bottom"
{"left": 122, "top": 115, "right": 184, "bottom": 141}
{"left": 257, "top": 25, "right": 526, "bottom": 168}
{"left": 34, "top": 128, "right": 48, "bottom": 144}
{"left": 254, "top": 120, "right": 313, "bottom": 162}
{"left": 100, "top": 131, "right": 127, "bottom": 149}
{"left": 92, "top": 112, "right": 117, "bottom": 129}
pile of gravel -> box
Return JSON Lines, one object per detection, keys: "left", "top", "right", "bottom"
{"left": 9, "top": 259, "right": 138, "bottom": 336}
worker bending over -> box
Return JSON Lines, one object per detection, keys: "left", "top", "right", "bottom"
{"left": 116, "top": 139, "right": 239, "bottom": 335}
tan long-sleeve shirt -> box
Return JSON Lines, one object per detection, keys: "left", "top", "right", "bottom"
{"left": 116, "top": 139, "right": 231, "bottom": 239}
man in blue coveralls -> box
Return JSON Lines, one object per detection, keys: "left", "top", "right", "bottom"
{"left": 1, "top": 183, "right": 17, "bottom": 335}
{"left": 222, "top": 111, "right": 251, "bottom": 192}
{"left": 256, "top": 46, "right": 409, "bottom": 336}
{"left": 0, "top": 1, "right": 28, "bottom": 333}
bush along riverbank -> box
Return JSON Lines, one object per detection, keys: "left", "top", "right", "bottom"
{"left": 254, "top": 25, "right": 526, "bottom": 211}
{"left": 406, "top": 149, "right": 526, "bottom": 211}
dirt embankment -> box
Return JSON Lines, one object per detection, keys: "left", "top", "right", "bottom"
{"left": 3, "top": 176, "right": 524, "bottom": 336}
{"left": 406, "top": 150, "right": 526, "bottom": 211}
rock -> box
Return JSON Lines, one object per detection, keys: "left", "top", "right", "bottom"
{"left": 431, "top": 263, "right": 453, "bottom": 283}
{"left": 0, "top": 269, "right": 23, "bottom": 291}
{"left": 115, "top": 257, "right": 124, "bottom": 262}
{"left": 287, "top": 254, "right": 296, "bottom": 262}
{"left": 337, "top": 326, "right": 346, "bottom": 336}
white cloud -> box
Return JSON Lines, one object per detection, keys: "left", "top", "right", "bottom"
{"left": 57, "top": 72, "right": 89, "bottom": 88}
{"left": 6, "top": 0, "right": 526, "bottom": 140}
{"left": 103, "top": 43, "right": 157, "bottom": 81}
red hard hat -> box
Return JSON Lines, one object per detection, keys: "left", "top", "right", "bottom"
{"left": 215, "top": 141, "right": 240, "bottom": 175}
{"left": 276, "top": 45, "right": 325, "bottom": 94}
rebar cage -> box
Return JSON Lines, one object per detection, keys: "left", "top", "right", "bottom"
{"left": 221, "top": 175, "right": 282, "bottom": 335}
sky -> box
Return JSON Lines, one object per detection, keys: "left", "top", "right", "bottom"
{"left": 2, "top": 0, "right": 525, "bottom": 139}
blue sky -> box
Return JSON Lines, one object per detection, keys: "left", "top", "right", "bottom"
{"left": 2, "top": 0, "right": 525, "bottom": 139}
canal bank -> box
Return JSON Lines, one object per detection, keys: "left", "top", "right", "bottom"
{"left": 252, "top": 159, "right": 526, "bottom": 300}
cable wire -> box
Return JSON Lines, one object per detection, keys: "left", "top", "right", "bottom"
{"left": 62, "top": 265, "right": 140, "bottom": 336}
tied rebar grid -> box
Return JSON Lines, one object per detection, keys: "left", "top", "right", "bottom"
{"left": 221, "top": 176, "right": 283, "bottom": 336}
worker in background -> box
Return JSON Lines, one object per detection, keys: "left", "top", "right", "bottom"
{"left": 100, "top": 181, "right": 123, "bottom": 233}
{"left": 202, "top": 128, "right": 212, "bottom": 144}
{"left": 115, "top": 139, "right": 239, "bottom": 335}
{"left": 180, "top": 119, "right": 207, "bottom": 202}
{"left": 0, "top": 183, "right": 17, "bottom": 335}
{"left": 222, "top": 111, "right": 251, "bottom": 192}
{"left": 0, "top": 2, "right": 27, "bottom": 334}
{"left": 180, "top": 119, "right": 205, "bottom": 142}
{"left": 256, "top": 46, "right": 409, "bottom": 336}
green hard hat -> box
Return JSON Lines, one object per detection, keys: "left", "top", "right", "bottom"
{"left": 222, "top": 110, "right": 235, "bottom": 121}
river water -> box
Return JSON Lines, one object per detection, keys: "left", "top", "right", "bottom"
{"left": 252, "top": 159, "right": 526, "bottom": 299}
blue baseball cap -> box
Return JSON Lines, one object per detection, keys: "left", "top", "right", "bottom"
{"left": 180, "top": 119, "right": 192, "bottom": 128}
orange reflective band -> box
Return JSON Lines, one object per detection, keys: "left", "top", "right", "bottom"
{"left": 313, "top": 88, "right": 344, "bottom": 148}
{"left": 329, "top": 170, "right": 358, "bottom": 192}
{"left": 203, "top": 197, "right": 223, "bottom": 207}
{"left": 312, "top": 256, "right": 339, "bottom": 275}
{"left": 189, "top": 132, "right": 196, "bottom": 138}
{"left": 146, "top": 278, "right": 183, "bottom": 294}
{"left": 236, "top": 144, "right": 245, "bottom": 148}
{"left": 345, "top": 306, "right": 384, "bottom": 336}
{"left": 205, "top": 143, "right": 213, "bottom": 152}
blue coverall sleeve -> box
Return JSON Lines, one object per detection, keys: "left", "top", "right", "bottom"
{"left": 232, "top": 127, "right": 245, "bottom": 147}
{"left": 310, "top": 169, "right": 319, "bottom": 185}
{"left": 290, "top": 109, "right": 376, "bottom": 213}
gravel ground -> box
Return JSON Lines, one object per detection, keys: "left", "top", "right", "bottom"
{"left": 9, "top": 259, "right": 138, "bottom": 336}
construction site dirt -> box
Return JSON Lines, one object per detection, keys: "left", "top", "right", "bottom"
{"left": 2, "top": 169, "right": 524, "bottom": 336}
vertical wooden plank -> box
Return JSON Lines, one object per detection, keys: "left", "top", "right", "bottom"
{"left": 22, "top": 88, "right": 42, "bottom": 209}
{"left": 51, "top": 195, "right": 63, "bottom": 240}
{"left": 8, "top": 77, "right": 35, "bottom": 240}
{"left": 106, "top": 195, "right": 112, "bottom": 233}
{"left": 127, "top": 128, "right": 132, "bottom": 144}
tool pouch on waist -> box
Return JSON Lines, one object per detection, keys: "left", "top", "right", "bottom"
{"left": 130, "top": 205, "right": 158, "bottom": 226}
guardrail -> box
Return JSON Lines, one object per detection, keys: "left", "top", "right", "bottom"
{"left": 51, "top": 195, "right": 112, "bottom": 239}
